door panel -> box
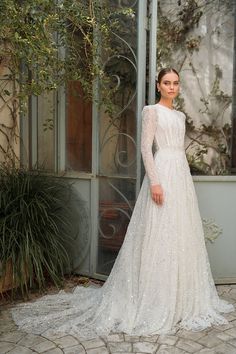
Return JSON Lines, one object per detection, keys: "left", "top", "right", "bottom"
{"left": 96, "top": 0, "right": 140, "bottom": 275}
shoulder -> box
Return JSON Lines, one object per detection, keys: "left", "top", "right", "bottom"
{"left": 142, "top": 104, "right": 158, "bottom": 118}
{"left": 142, "top": 104, "right": 157, "bottom": 113}
{"left": 141, "top": 105, "right": 158, "bottom": 125}
{"left": 175, "top": 110, "right": 186, "bottom": 119}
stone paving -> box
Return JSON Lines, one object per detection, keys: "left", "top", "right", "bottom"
{"left": 1, "top": 285, "right": 236, "bottom": 354}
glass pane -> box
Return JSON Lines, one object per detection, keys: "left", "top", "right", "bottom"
{"left": 97, "top": 178, "right": 136, "bottom": 275}
{"left": 37, "top": 91, "right": 55, "bottom": 171}
{"left": 66, "top": 81, "right": 92, "bottom": 172}
{"left": 99, "top": 2, "right": 137, "bottom": 178}
{"left": 99, "top": 107, "right": 136, "bottom": 177}
{"left": 157, "top": 1, "right": 235, "bottom": 175}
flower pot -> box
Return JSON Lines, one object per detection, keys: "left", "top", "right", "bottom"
{"left": 0, "top": 261, "right": 16, "bottom": 293}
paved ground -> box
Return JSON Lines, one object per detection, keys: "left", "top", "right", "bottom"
{"left": 1, "top": 285, "right": 236, "bottom": 354}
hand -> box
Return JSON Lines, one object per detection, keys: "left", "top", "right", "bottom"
{"left": 150, "top": 184, "right": 164, "bottom": 205}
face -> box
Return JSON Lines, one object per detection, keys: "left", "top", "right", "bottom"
{"left": 157, "top": 72, "right": 180, "bottom": 100}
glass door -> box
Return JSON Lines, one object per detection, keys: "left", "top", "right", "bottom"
{"left": 95, "top": 0, "right": 148, "bottom": 276}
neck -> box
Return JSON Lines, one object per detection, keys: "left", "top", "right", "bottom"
{"left": 158, "top": 98, "right": 173, "bottom": 109}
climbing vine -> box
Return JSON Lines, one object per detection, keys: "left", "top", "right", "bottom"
{"left": 157, "top": 0, "right": 234, "bottom": 175}
{"left": 0, "top": 1, "right": 234, "bottom": 175}
{"left": 0, "top": 0, "right": 132, "bottom": 164}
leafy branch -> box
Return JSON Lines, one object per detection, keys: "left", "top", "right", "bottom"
{"left": 0, "top": 0, "right": 132, "bottom": 164}
{"left": 157, "top": 0, "right": 233, "bottom": 175}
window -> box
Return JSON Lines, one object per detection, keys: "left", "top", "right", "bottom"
{"left": 66, "top": 81, "right": 92, "bottom": 172}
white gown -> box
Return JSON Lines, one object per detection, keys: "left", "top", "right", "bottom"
{"left": 11, "top": 103, "right": 235, "bottom": 338}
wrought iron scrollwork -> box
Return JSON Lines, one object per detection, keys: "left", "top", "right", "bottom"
{"left": 97, "top": 0, "right": 138, "bottom": 274}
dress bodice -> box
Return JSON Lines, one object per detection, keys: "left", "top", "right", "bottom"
{"left": 153, "top": 104, "right": 186, "bottom": 150}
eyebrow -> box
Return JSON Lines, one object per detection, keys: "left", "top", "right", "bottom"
{"left": 163, "top": 80, "right": 179, "bottom": 83}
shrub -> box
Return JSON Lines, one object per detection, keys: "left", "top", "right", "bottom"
{"left": 0, "top": 165, "right": 72, "bottom": 296}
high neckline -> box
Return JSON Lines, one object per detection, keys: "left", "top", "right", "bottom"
{"left": 156, "top": 103, "right": 175, "bottom": 111}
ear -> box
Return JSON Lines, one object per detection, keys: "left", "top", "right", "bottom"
{"left": 157, "top": 82, "right": 160, "bottom": 92}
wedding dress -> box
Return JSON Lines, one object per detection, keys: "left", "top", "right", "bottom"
{"left": 11, "top": 103, "right": 235, "bottom": 338}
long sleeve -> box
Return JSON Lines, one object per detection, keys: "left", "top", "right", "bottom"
{"left": 141, "top": 106, "right": 159, "bottom": 186}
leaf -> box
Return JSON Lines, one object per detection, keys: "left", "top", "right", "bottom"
{"left": 3, "top": 90, "right": 11, "bottom": 96}
{"left": 0, "top": 165, "right": 77, "bottom": 298}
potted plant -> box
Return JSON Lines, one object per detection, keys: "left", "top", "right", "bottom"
{"left": 0, "top": 164, "right": 73, "bottom": 297}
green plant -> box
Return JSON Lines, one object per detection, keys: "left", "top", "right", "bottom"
{"left": 156, "top": 1, "right": 234, "bottom": 175}
{"left": 0, "top": 0, "right": 133, "bottom": 164}
{"left": 0, "top": 164, "right": 72, "bottom": 297}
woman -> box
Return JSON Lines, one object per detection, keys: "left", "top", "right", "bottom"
{"left": 12, "top": 68, "right": 234, "bottom": 338}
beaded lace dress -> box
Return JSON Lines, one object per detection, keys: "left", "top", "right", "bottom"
{"left": 11, "top": 103, "right": 235, "bottom": 338}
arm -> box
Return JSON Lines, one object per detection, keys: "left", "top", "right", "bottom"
{"left": 141, "top": 106, "right": 159, "bottom": 186}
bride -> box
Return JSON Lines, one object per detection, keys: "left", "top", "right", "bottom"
{"left": 11, "top": 68, "right": 235, "bottom": 338}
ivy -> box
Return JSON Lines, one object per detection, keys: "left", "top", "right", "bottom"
{"left": 0, "top": 0, "right": 132, "bottom": 163}
{"left": 156, "top": 0, "right": 234, "bottom": 175}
